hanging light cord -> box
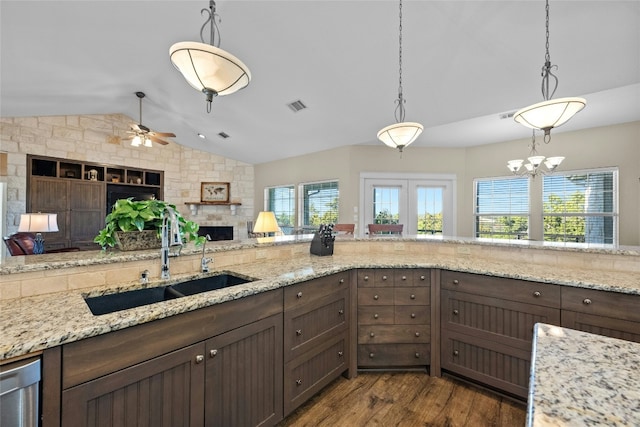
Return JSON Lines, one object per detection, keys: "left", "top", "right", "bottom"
{"left": 200, "top": 0, "right": 221, "bottom": 47}
{"left": 395, "top": 0, "right": 406, "bottom": 123}
{"left": 541, "top": 0, "right": 558, "bottom": 102}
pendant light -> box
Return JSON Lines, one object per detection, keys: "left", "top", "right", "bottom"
{"left": 170, "top": 0, "right": 251, "bottom": 113}
{"left": 377, "top": 0, "right": 423, "bottom": 153}
{"left": 507, "top": 130, "right": 564, "bottom": 178}
{"left": 513, "top": 0, "right": 586, "bottom": 143}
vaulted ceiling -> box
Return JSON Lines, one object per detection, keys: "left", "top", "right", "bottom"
{"left": 1, "top": 1, "right": 638, "bottom": 164}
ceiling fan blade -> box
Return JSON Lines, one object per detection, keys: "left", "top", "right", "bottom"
{"left": 148, "top": 135, "right": 169, "bottom": 145}
{"left": 149, "top": 131, "right": 176, "bottom": 138}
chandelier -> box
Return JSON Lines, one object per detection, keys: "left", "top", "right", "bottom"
{"left": 507, "top": 130, "right": 564, "bottom": 178}
{"left": 513, "top": 0, "right": 586, "bottom": 143}
{"left": 377, "top": 0, "right": 423, "bottom": 153}
{"left": 170, "top": 1, "right": 251, "bottom": 113}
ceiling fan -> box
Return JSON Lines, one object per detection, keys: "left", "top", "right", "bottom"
{"left": 124, "top": 91, "right": 176, "bottom": 147}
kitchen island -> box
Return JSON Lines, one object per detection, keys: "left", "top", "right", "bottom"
{"left": 528, "top": 323, "right": 640, "bottom": 426}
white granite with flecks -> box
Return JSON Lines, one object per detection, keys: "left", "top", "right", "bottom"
{"left": 528, "top": 323, "right": 640, "bottom": 426}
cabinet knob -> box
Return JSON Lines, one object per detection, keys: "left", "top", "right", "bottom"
{"left": 533, "top": 291, "right": 541, "bottom": 297}
{"left": 415, "top": 332, "right": 420, "bottom": 337}
{"left": 195, "top": 355, "right": 204, "bottom": 364}
{"left": 420, "top": 275, "right": 426, "bottom": 281}
{"left": 401, "top": 276, "right": 407, "bottom": 281}
{"left": 453, "top": 309, "right": 459, "bottom": 315}
{"left": 453, "top": 279, "right": 459, "bottom": 285}
{"left": 297, "top": 291, "right": 303, "bottom": 298}
{"left": 209, "top": 349, "right": 218, "bottom": 358}
{"left": 296, "top": 329, "right": 303, "bottom": 336}
{"left": 410, "top": 313, "right": 416, "bottom": 318}
{"left": 373, "top": 295, "right": 379, "bottom": 300}
{"left": 338, "top": 309, "right": 344, "bottom": 315}
{"left": 369, "top": 353, "right": 375, "bottom": 358}
{"left": 373, "top": 313, "right": 379, "bottom": 319}
{"left": 370, "top": 332, "right": 375, "bottom": 338}
{"left": 415, "top": 353, "right": 420, "bottom": 358}
{"left": 410, "top": 294, "right": 416, "bottom": 300}
{"left": 583, "top": 298, "right": 592, "bottom": 305}
{"left": 364, "top": 275, "right": 369, "bottom": 281}
{"left": 382, "top": 275, "right": 388, "bottom": 281}
{"left": 338, "top": 351, "right": 344, "bottom": 357}
{"left": 339, "top": 278, "right": 345, "bottom": 284}
{"left": 296, "top": 379, "right": 302, "bottom": 386}
{"left": 453, "top": 350, "right": 459, "bottom": 356}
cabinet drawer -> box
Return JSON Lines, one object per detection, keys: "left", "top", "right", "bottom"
{"left": 358, "top": 344, "right": 429, "bottom": 367}
{"left": 441, "top": 270, "right": 560, "bottom": 308}
{"left": 561, "top": 287, "right": 640, "bottom": 324}
{"left": 394, "top": 287, "right": 430, "bottom": 306}
{"left": 394, "top": 269, "right": 430, "bottom": 287}
{"left": 358, "top": 269, "right": 430, "bottom": 288}
{"left": 394, "top": 305, "right": 430, "bottom": 325}
{"left": 441, "top": 330, "right": 530, "bottom": 399}
{"left": 358, "top": 325, "right": 429, "bottom": 344}
{"left": 441, "top": 289, "right": 560, "bottom": 351}
{"left": 357, "top": 269, "right": 393, "bottom": 287}
{"left": 284, "top": 272, "right": 350, "bottom": 311}
{"left": 358, "top": 288, "right": 394, "bottom": 306}
{"left": 358, "top": 305, "right": 395, "bottom": 325}
{"left": 562, "top": 310, "right": 640, "bottom": 343}
{"left": 284, "top": 333, "right": 347, "bottom": 415}
{"left": 285, "top": 291, "right": 348, "bottom": 361}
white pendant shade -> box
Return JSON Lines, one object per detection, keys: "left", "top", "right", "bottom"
{"left": 169, "top": 41, "right": 251, "bottom": 97}
{"left": 513, "top": 97, "right": 586, "bottom": 132}
{"left": 377, "top": 122, "right": 424, "bottom": 150}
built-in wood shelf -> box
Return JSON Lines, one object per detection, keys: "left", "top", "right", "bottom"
{"left": 185, "top": 201, "right": 242, "bottom": 215}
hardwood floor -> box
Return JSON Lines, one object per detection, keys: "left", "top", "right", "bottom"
{"left": 278, "top": 372, "right": 526, "bottom": 427}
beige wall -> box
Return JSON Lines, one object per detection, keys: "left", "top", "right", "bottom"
{"left": 255, "top": 121, "right": 640, "bottom": 246}
{"left": 0, "top": 114, "right": 255, "bottom": 242}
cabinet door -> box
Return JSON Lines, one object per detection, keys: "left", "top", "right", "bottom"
{"left": 205, "top": 314, "right": 283, "bottom": 427}
{"left": 61, "top": 342, "right": 205, "bottom": 427}
{"left": 28, "top": 177, "right": 70, "bottom": 249}
{"left": 69, "top": 181, "right": 105, "bottom": 249}
{"left": 562, "top": 311, "right": 640, "bottom": 343}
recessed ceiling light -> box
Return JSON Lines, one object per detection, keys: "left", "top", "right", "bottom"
{"left": 197, "top": 133, "right": 206, "bottom": 139}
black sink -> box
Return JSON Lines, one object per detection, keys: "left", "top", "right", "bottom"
{"left": 170, "top": 274, "right": 252, "bottom": 296}
{"left": 85, "top": 286, "right": 181, "bottom": 315}
{"left": 84, "top": 274, "right": 253, "bottom": 315}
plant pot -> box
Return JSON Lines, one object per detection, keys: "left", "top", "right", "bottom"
{"left": 114, "top": 230, "right": 161, "bottom": 251}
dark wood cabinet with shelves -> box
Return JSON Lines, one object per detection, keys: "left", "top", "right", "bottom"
{"left": 357, "top": 269, "right": 431, "bottom": 369}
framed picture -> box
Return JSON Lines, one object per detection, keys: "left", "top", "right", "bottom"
{"left": 201, "top": 182, "right": 230, "bottom": 203}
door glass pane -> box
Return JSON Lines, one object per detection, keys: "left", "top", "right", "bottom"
{"left": 373, "top": 187, "right": 400, "bottom": 224}
{"left": 416, "top": 187, "right": 443, "bottom": 235}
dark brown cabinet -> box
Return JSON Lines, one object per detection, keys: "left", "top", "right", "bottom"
{"left": 440, "top": 271, "right": 560, "bottom": 398}
{"left": 283, "top": 272, "right": 350, "bottom": 415}
{"left": 357, "top": 269, "right": 431, "bottom": 369}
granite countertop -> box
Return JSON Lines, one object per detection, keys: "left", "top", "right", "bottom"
{"left": 527, "top": 323, "right": 640, "bottom": 426}
{"left": 2, "top": 252, "right": 640, "bottom": 362}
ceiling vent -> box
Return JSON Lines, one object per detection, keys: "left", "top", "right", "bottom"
{"left": 218, "top": 132, "right": 230, "bottom": 139}
{"left": 499, "top": 111, "right": 517, "bottom": 120}
{"left": 287, "top": 100, "right": 307, "bottom": 113}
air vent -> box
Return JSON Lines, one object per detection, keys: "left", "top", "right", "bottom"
{"left": 218, "top": 132, "right": 230, "bottom": 139}
{"left": 287, "top": 100, "right": 307, "bottom": 113}
{"left": 499, "top": 111, "right": 517, "bottom": 120}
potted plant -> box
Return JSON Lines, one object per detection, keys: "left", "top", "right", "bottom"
{"left": 94, "top": 198, "right": 204, "bottom": 250}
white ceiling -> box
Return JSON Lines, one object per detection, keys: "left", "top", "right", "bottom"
{"left": 1, "top": 1, "right": 639, "bottom": 165}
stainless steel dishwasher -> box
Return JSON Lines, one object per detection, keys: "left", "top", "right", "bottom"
{"left": 0, "top": 358, "right": 41, "bottom": 427}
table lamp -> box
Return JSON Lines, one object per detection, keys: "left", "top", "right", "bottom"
{"left": 253, "top": 211, "right": 281, "bottom": 237}
{"left": 18, "top": 213, "right": 59, "bottom": 254}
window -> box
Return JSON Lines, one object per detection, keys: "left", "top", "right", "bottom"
{"left": 474, "top": 177, "right": 529, "bottom": 239}
{"left": 373, "top": 186, "right": 400, "bottom": 224}
{"left": 301, "top": 181, "right": 339, "bottom": 227}
{"left": 266, "top": 185, "right": 295, "bottom": 233}
{"left": 543, "top": 169, "right": 617, "bottom": 244}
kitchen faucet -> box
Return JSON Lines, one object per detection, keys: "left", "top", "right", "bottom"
{"left": 201, "top": 234, "right": 213, "bottom": 273}
{"left": 161, "top": 206, "right": 183, "bottom": 280}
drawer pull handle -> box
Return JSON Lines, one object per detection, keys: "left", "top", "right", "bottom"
{"left": 209, "top": 349, "right": 218, "bottom": 358}
{"left": 370, "top": 332, "right": 375, "bottom": 338}
{"left": 339, "top": 278, "right": 345, "bottom": 284}
{"left": 420, "top": 275, "right": 426, "bottom": 280}
{"left": 453, "top": 309, "right": 459, "bottom": 315}
{"left": 410, "top": 294, "right": 416, "bottom": 300}
{"left": 415, "top": 352, "right": 420, "bottom": 358}
{"left": 338, "top": 351, "right": 344, "bottom": 357}
{"left": 382, "top": 275, "right": 388, "bottom": 281}
{"left": 533, "top": 291, "right": 541, "bottom": 297}
{"left": 297, "top": 291, "right": 303, "bottom": 298}
{"left": 453, "top": 350, "right": 459, "bottom": 356}
{"left": 373, "top": 295, "right": 379, "bottom": 300}
{"left": 401, "top": 276, "right": 407, "bottom": 281}
{"left": 415, "top": 332, "right": 420, "bottom": 337}
{"left": 411, "top": 313, "right": 416, "bottom": 318}
{"left": 338, "top": 309, "right": 344, "bottom": 315}
{"left": 364, "top": 275, "right": 369, "bottom": 281}
{"left": 195, "top": 355, "right": 205, "bottom": 364}
{"left": 296, "top": 329, "right": 303, "bottom": 336}
{"left": 453, "top": 279, "right": 459, "bottom": 285}
{"left": 369, "top": 353, "right": 375, "bottom": 358}
{"left": 583, "top": 298, "right": 592, "bottom": 305}
{"left": 296, "top": 379, "right": 302, "bottom": 386}
{"left": 374, "top": 313, "right": 379, "bottom": 319}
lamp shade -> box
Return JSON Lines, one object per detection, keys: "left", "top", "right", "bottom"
{"left": 169, "top": 41, "right": 251, "bottom": 97}
{"left": 377, "top": 122, "right": 424, "bottom": 150}
{"left": 18, "top": 213, "right": 59, "bottom": 233}
{"left": 253, "top": 211, "right": 281, "bottom": 234}
{"left": 513, "top": 97, "right": 586, "bottom": 132}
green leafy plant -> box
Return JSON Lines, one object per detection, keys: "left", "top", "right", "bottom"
{"left": 94, "top": 198, "right": 204, "bottom": 249}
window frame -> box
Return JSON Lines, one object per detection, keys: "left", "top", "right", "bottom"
{"left": 298, "top": 180, "right": 339, "bottom": 229}
{"left": 473, "top": 175, "right": 530, "bottom": 240}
